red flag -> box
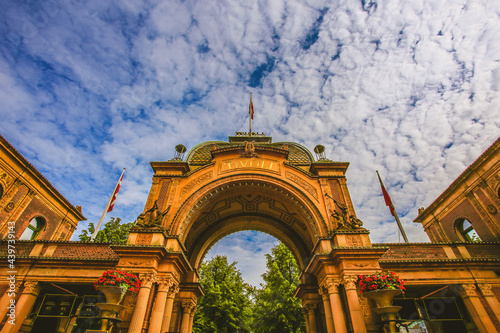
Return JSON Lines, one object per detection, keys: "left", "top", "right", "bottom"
{"left": 377, "top": 171, "right": 395, "bottom": 216}
{"left": 249, "top": 94, "right": 254, "bottom": 120}
{"left": 107, "top": 170, "right": 125, "bottom": 212}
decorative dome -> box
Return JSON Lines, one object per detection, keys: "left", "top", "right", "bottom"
{"left": 185, "top": 140, "right": 314, "bottom": 166}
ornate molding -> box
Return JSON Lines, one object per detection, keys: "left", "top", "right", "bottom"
{"left": 181, "top": 171, "right": 213, "bottom": 197}
{"left": 478, "top": 283, "right": 494, "bottom": 297}
{"left": 460, "top": 284, "right": 478, "bottom": 298}
{"left": 286, "top": 171, "right": 318, "bottom": 201}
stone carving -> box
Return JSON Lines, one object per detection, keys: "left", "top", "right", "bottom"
{"left": 323, "top": 278, "right": 341, "bottom": 294}
{"left": 182, "top": 300, "right": 196, "bottom": 312}
{"left": 136, "top": 200, "right": 170, "bottom": 227}
{"left": 157, "top": 277, "right": 174, "bottom": 292}
{"left": 168, "top": 285, "right": 180, "bottom": 298}
{"left": 243, "top": 141, "right": 259, "bottom": 157}
{"left": 139, "top": 273, "right": 157, "bottom": 288}
{"left": 346, "top": 235, "right": 363, "bottom": 247}
{"left": 460, "top": 284, "right": 477, "bottom": 298}
{"left": 5, "top": 201, "right": 15, "bottom": 212}
{"left": 342, "top": 276, "right": 358, "bottom": 291}
{"left": 326, "top": 193, "right": 365, "bottom": 230}
{"left": 286, "top": 172, "right": 318, "bottom": 200}
{"left": 358, "top": 294, "right": 372, "bottom": 318}
{"left": 487, "top": 204, "right": 498, "bottom": 214}
{"left": 181, "top": 171, "right": 213, "bottom": 197}
{"left": 478, "top": 283, "right": 494, "bottom": 297}
{"left": 120, "top": 260, "right": 154, "bottom": 267}
{"left": 22, "top": 281, "right": 40, "bottom": 295}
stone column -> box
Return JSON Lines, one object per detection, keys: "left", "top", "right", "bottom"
{"left": 460, "top": 284, "right": 497, "bottom": 333}
{"left": 188, "top": 306, "right": 196, "bottom": 332}
{"left": 128, "top": 273, "right": 155, "bottom": 333}
{"left": 1, "top": 281, "right": 40, "bottom": 333}
{"left": 180, "top": 301, "right": 195, "bottom": 333}
{"left": 0, "top": 281, "right": 21, "bottom": 325}
{"left": 478, "top": 283, "right": 500, "bottom": 323}
{"left": 302, "top": 308, "right": 310, "bottom": 333}
{"left": 148, "top": 277, "right": 173, "bottom": 333}
{"left": 161, "top": 285, "right": 179, "bottom": 333}
{"left": 325, "top": 279, "right": 347, "bottom": 333}
{"left": 305, "top": 303, "right": 318, "bottom": 333}
{"left": 318, "top": 286, "right": 335, "bottom": 333}
{"left": 342, "top": 276, "right": 367, "bottom": 333}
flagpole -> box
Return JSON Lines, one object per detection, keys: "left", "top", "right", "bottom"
{"left": 376, "top": 170, "right": 409, "bottom": 243}
{"left": 91, "top": 168, "right": 125, "bottom": 241}
{"left": 249, "top": 93, "right": 253, "bottom": 134}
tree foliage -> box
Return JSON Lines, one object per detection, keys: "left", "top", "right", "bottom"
{"left": 252, "top": 243, "right": 305, "bottom": 333}
{"left": 78, "top": 217, "right": 135, "bottom": 243}
{"left": 193, "top": 255, "right": 253, "bottom": 333}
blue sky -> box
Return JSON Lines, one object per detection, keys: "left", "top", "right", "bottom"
{"left": 1, "top": 0, "right": 499, "bottom": 286}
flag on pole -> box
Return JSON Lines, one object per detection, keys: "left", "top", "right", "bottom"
{"left": 376, "top": 170, "right": 409, "bottom": 243}
{"left": 249, "top": 93, "right": 254, "bottom": 120}
{"left": 377, "top": 171, "right": 395, "bottom": 216}
{"left": 91, "top": 168, "right": 125, "bottom": 241}
{"left": 107, "top": 171, "right": 124, "bottom": 212}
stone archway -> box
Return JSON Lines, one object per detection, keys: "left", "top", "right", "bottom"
{"left": 120, "top": 135, "right": 385, "bottom": 333}
{"left": 170, "top": 175, "right": 329, "bottom": 274}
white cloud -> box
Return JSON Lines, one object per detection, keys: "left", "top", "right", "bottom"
{"left": 0, "top": 0, "right": 499, "bottom": 281}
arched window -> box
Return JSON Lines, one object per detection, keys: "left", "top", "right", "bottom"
{"left": 20, "top": 216, "right": 45, "bottom": 240}
{"left": 456, "top": 218, "right": 481, "bottom": 242}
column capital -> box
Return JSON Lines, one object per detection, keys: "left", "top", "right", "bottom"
{"left": 342, "top": 275, "right": 358, "bottom": 291}
{"left": 322, "top": 278, "right": 341, "bottom": 294}
{"left": 304, "top": 303, "right": 318, "bottom": 312}
{"left": 167, "top": 284, "right": 180, "bottom": 298}
{"left": 460, "top": 284, "right": 478, "bottom": 298}
{"left": 139, "top": 273, "right": 157, "bottom": 288}
{"left": 478, "top": 283, "right": 494, "bottom": 297}
{"left": 318, "top": 286, "right": 329, "bottom": 300}
{"left": 181, "top": 300, "right": 196, "bottom": 313}
{"left": 22, "top": 281, "right": 40, "bottom": 296}
{"left": 157, "top": 277, "right": 174, "bottom": 292}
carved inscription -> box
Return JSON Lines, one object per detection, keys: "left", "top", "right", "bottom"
{"left": 219, "top": 159, "right": 280, "bottom": 174}
{"left": 286, "top": 172, "right": 318, "bottom": 200}
{"left": 181, "top": 171, "right": 213, "bottom": 197}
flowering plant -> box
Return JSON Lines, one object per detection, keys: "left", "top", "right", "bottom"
{"left": 94, "top": 269, "right": 141, "bottom": 298}
{"left": 357, "top": 271, "right": 406, "bottom": 293}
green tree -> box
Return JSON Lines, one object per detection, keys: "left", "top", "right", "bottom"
{"left": 193, "top": 255, "right": 253, "bottom": 333}
{"left": 252, "top": 243, "right": 305, "bottom": 333}
{"left": 78, "top": 217, "right": 135, "bottom": 243}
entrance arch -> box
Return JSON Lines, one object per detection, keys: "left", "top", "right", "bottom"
{"left": 121, "top": 135, "right": 382, "bottom": 333}
{"left": 170, "top": 174, "right": 329, "bottom": 272}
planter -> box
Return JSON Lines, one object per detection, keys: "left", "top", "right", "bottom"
{"left": 363, "top": 289, "right": 402, "bottom": 333}
{"left": 96, "top": 285, "right": 127, "bottom": 304}
{"left": 363, "top": 289, "right": 401, "bottom": 307}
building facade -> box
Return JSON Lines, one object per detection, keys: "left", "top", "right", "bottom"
{"left": 1, "top": 133, "right": 499, "bottom": 333}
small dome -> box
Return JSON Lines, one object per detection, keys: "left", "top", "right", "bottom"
{"left": 186, "top": 141, "right": 314, "bottom": 166}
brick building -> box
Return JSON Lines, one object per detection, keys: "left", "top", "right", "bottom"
{"left": 0, "top": 133, "right": 499, "bottom": 333}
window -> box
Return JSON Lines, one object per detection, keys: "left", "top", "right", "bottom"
{"left": 0, "top": 184, "right": 3, "bottom": 199}
{"left": 456, "top": 218, "right": 481, "bottom": 242}
{"left": 20, "top": 216, "right": 45, "bottom": 240}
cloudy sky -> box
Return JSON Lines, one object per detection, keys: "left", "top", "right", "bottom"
{"left": 1, "top": 0, "right": 499, "bottom": 286}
